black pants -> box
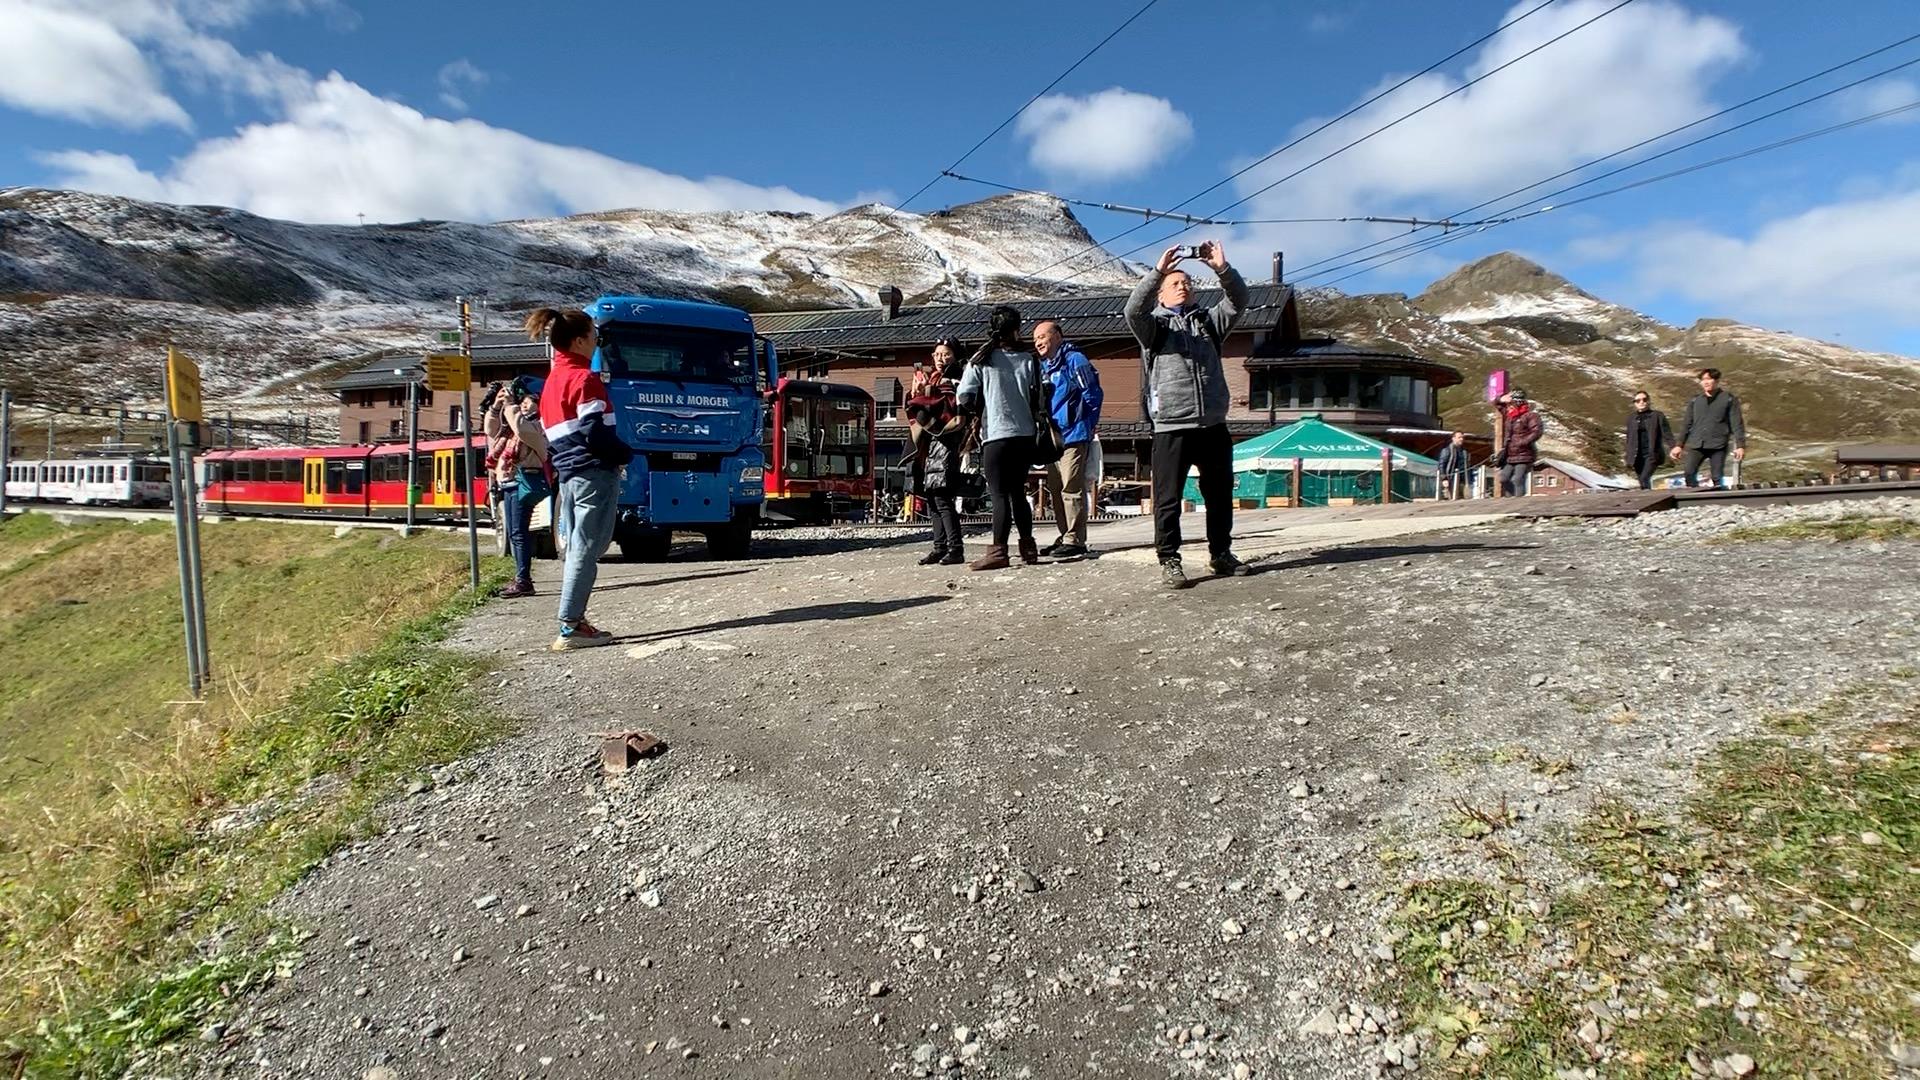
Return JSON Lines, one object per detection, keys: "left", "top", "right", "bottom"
{"left": 1682, "top": 447, "right": 1727, "bottom": 488}
{"left": 926, "top": 491, "right": 962, "bottom": 553}
{"left": 981, "top": 437, "right": 1034, "bottom": 547}
{"left": 1151, "top": 423, "right": 1233, "bottom": 561}
{"left": 1633, "top": 457, "right": 1657, "bottom": 490}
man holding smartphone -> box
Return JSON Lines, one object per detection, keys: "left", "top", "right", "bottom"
{"left": 1125, "top": 240, "right": 1251, "bottom": 590}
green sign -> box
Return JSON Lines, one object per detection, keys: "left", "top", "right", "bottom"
{"left": 438, "top": 330, "right": 460, "bottom": 344}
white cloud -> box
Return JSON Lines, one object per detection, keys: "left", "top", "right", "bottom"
{"left": 1832, "top": 78, "right": 1920, "bottom": 125}
{"left": 1015, "top": 87, "right": 1193, "bottom": 181}
{"left": 1631, "top": 180, "right": 1920, "bottom": 326}
{"left": 42, "top": 73, "right": 840, "bottom": 223}
{"left": 0, "top": 0, "right": 191, "bottom": 129}
{"left": 1224, "top": 0, "right": 1747, "bottom": 274}
{"left": 437, "top": 58, "right": 487, "bottom": 114}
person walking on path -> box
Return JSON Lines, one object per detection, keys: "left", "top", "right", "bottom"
{"left": 483, "top": 377, "right": 549, "bottom": 597}
{"left": 1498, "top": 389, "right": 1542, "bottom": 496}
{"left": 1434, "top": 431, "right": 1470, "bottom": 500}
{"left": 956, "top": 306, "right": 1039, "bottom": 572}
{"left": 1623, "top": 390, "right": 1674, "bottom": 490}
{"left": 1034, "top": 318, "right": 1103, "bottom": 558}
{"left": 1669, "top": 368, "right": 1746, "bottom": 489}
{"left": 1125, "top": 240, "right": 1252, "bottom": 589}
{"left": 529, "top": 307, "right": 634, "bottom": 650}
{"left": 907, "top": 339, "right": 969, "bottom": 565}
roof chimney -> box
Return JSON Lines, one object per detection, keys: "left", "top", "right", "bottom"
{"left": 879, "top": 286, "right": 903, "bottom": 320}
{"left": 1271, "top": 251, "right": 1284, "bottom": 285}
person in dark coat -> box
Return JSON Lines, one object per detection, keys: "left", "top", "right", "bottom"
{"left": 907, "top": 339, "right": 969, "bottom": 565}
{"left": 1623, "top": 390, "right": 1674, "bottom": 490}
{"left": 1434, "top": 431, "right": 1471, "bottom": 500}
{"left": 1497, "top": 389, "right": 1542, "bottom": 496}
{"left": 1668, "top": 367, "right": 1747, "bottom": 488}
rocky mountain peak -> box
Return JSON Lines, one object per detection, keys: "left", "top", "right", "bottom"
{"left": 1413, "top": 251, "right": 1593, "bottom": 315}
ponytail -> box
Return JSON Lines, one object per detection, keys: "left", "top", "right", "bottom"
{"left": 524, "top": 306, "right": 595, "bottom": 355}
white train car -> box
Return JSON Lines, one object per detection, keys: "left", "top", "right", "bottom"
{"left": 3, "top": 458, "right": 173, "bottom": 507}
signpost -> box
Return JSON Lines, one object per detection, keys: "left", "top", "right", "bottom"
{"left": 1487, "top": 368, "right": 1509, "bottom": 500}
{"left": 165, "top": 348, "right": 211, "bottom": 694}
{"left": 434, "top": 297, "right": 481, "bottom": 590}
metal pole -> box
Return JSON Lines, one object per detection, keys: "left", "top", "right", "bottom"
{"left": 405, "top": 378, "right": 418, "bottom": 536}
{"left": 1, "top": 388, "right": 11, "bottom": 520}
{"left": 180, "top": 422, "right": 211, "bottom": 680}
{"left": 459, "top": 298, "right": 479, "bottom": 589}
{"left": 46, "top": 409, "right": 54, "bottom": 458}
{"left": 165, "top": 415, "right": 203, "bottom": 696}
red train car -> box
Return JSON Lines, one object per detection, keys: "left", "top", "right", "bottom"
{"left": 200, "top": 438, "right": 489, "bottom": 521}
{"left": 763, "top": 378, "right": 874, "bottom": 523}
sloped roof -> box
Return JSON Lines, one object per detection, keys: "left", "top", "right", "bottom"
{"left": 757, "top": 284, "right": 1299, "bottom": 355}
{"left": 1231, "top": 414, "right": 1439, "bottom": 475}
{"left": 1537, "top": 457, "right": 1629, "bottom": 490}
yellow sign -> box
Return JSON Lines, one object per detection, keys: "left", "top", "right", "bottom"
{"left": 424, "top": 353, "right": 471, "bottom": 392}
{"left": 166, "top": 347, "right": 204, "bottom": 423}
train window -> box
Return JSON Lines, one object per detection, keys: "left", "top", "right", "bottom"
{"left": 344, "top": 464, "right": 364, "bottom": 495}
{"left": 325, "top": 461, "right": 345, "bottom": 493}
{"left": 266, "top": 459, "right": 285, "bottom": 483}
{"left": 119, "top": 466, "right": 128, "bottom": 481}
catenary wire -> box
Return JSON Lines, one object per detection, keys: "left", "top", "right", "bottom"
{"left": 1293, "top": 49, "right": 1920, "bottom": 281}
{"left": 1285, "top": 31, "right": 1920, "bottom": 279}
{"left": 1305, "top": 99, "right": 1920, "bottom": 289}
{"left": 938, "top": 170, "right": 1517, "bottom": 228}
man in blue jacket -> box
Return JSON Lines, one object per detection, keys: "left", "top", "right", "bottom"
{"left": 1034, "top": 318, "right": 1103, "bottom": 558}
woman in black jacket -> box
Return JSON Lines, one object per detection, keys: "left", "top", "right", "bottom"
{"left": 908, "top": 338, "right": 969, "bottom": 565}
{"left": 1624, "top": 390, "right": 1674, "bottom": 490}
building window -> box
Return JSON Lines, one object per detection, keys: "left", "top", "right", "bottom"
{"left": 873, "top": 377, "right": 902, "bottom": 416}
{"left": 389, "top": 419, "right": 403, "bottom": 437}
{"left": 358, "top": 420, "right": 371, "bottom": 443}
{"left": 389, "top": 388, "right": 404, "bottom": 408}
{"left": 449, "top": 405, "right": 463, "bottom": 432}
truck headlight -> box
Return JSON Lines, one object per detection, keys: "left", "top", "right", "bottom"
{"left": 739, "top": 466, "right": 764, "bottom": 483}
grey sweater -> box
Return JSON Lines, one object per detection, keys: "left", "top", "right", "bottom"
{"left": 1125, "top": 266, "right": 1248, "bottom": 432}
{"left": 956, "top": 348, "right": 1037, "bottom": 443}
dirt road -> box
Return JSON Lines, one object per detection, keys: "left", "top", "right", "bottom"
{"left": 194, "top": 502, "right": 1920, "bottom": 1079}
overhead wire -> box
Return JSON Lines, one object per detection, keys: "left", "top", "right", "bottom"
{"left": 939, "top": 170, "right": 1515, "bottom": 228}
{"left": 1307, "top": 98, "right": 1920, "bottom": 289}
{"left": 844, "top": 0, "right": 1161, "bottom": 248}
{"left": 1029, "top": 0, "right": 1661, "bottom": 285}
{"left": 1286, "top": 31, "right": 1920, "bottom": 280}
{"left": 1019, "top": 0, "right": 1569, "bottom": 281}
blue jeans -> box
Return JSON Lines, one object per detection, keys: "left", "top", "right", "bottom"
{"left": 558, "top": 468, "right": 619, "bottom": 627}
{"left": 505, "top": 469, "right": 547, "bottom": 583}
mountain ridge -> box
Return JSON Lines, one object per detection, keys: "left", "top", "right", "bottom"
{"left": 1, "top": 189, "right": 1915, "bottom": 474}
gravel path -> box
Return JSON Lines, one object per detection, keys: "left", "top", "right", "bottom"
{"left": 189, "top": 501, "right": 1920, "bottom": 1080}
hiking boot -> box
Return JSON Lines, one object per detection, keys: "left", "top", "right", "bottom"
{"left": 1017, "top": 537, "right": 1040, "bottom": 564}
{"left": 970, "top": 545, "right": 1010, "bottom": 572}
{"left": 1051, "top": 542, "right": 1089, "bottom": 560}
{"left": 498, "top": 579, "right": 536, "bottom": 598}
{"left": 917, "top": 549, "right": 946, "bottom": 565}
{"left": 551, "top": 619, "right": 615, "bottom": 651}
{"left": 940, "top": 548, "right": 967, "bottom": 565}
{"left": 1160, "top": 558, "right": 1191, "bottom": 590}
{"left": 1209, "top": 552, "right": 1254, "bottom": 577}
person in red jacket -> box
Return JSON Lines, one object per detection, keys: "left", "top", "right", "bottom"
{"left": 1498, "top": 389, "right": 1542, "bottom": 496}
{"left": 527, "top": 306, "right": 633, "bottom": 649}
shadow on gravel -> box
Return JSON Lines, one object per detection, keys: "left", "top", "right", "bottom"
{"left": 1259, "top": 541, "right": 1538, "bottom": 571}
{"left": 609, "top": 594, "right": 952, "bottom": 645}
{"left": 592, "top": 568, "right": 760, "bottom": 593}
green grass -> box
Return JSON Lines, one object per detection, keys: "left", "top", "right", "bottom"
{"left": 0, "top": 515, "right": 510, "bottom": 1077}
{"left": 1716, "top": 515, "right": 1920, "bottom": 544}
{"left": 1386, "top": 681, "right": 1919, "bottom": 1078}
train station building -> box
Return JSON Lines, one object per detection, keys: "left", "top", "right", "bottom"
{"left": 755, "top": 281, "right": 1465, "bottom": 486}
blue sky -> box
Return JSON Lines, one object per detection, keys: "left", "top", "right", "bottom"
{"left": 2, "top": 0, "right": 1917, "bottom": 352}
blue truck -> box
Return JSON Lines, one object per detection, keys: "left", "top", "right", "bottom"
{"left": 530, "top": 293, "right": 777, "bottom": 561}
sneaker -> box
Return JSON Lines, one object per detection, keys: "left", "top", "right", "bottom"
{"left": 1051, "top": 543, "right": 1089, "bottom": 560}
{"left": 940, "top": 550, "right": 967, "bottom": 565}
{"left": 1208, "top": 552, "right": 1254, "bottom": 577}
{"left": 497, "top": 579, "right": 536, "bottom": 598}
{"left": 1039, "top": 537, "right": 1067, "bottom": 556}
{"left": 550, "top": 619, "right": 615, "bottom": 651}
{"left": 917, "top": 549, "right": 946, "bottom": 565}
{"left": 1160, "top": 559, "right": 1191, "bottom": 590}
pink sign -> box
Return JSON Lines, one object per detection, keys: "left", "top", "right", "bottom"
{"left": 1485, "top": 368, "right": 1508, "bottom": 402}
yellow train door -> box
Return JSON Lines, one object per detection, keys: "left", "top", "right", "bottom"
{"left": 433, "top": 449, "right": 455, "bottom": 508}
{"left": 303, "top": 458, "right": 325, "bottom": 506}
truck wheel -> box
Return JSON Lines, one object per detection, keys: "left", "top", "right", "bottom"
{"left": 619, "top": 527, "right": 673, "bottom": 562}
{"left": 705, "top": 508, "right": 756, "bottom": 560}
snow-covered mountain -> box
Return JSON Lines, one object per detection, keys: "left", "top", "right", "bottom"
{"left": 0, "top": 187, "right": 1137, "bottom": 405}
{"left": 2, "top": 189, "right": 1914, "bottom": 473}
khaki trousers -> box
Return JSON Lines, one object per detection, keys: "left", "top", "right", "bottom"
{"left": 1044, "top": 442, "right": 1090, "bottom": 546}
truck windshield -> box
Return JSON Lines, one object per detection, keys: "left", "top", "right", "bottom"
{"left": 597, "top": 326, "right": 755, "bottom": 386}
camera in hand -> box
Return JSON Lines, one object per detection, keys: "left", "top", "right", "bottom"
{"left": 478, "top": 380, "right": 506, "bottom": 412}
{"left": 1173, "top": 243, "right": 1210, "bottom": 262}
